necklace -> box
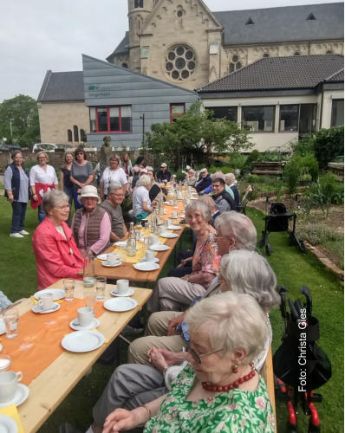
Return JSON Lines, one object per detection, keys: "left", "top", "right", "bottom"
{"left": 201, "top": 369, "right": 256, "bottom": 392}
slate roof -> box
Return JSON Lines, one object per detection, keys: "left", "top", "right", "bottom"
{"left": 38, "top": 71, "right": 84, "bottom": 102}
{"left": 214, "top": 2, "right": 344, "bottom": 45}
{"left": 198, "top": 55, "right": 344, "bottom": 93}
{"left": 325, "top": 68, "right": 344, "bottom": 82}
{"left": 106, "top": 32, "right": 129, "bottom": 62}
{"left": 108, "top": 3, "right": 344, "bottom": 58}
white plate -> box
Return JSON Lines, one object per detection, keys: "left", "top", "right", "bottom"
{"left": 149, "top": 244, "right": 170, "bottom": 252}
{"left": 104, "top": 297, "right": 138, "bottom": 312}
{"left": 0, "top": 319, "right": 5, "bottom": 336}
{"left": 96, "top": 253, "right": 109, "bottom": 261}
{"left": 69, "top": 318, "right": 100, "bottom": 331}
{"left": 160, "top": 232, "right": 178, "bottom": 239}
{"left": 167, "top": 225, "right": 181, "bottom": 230}
{"left": 114, "top": 241, "right": 127, "bottom": 248}
{"left": 110, "top": 287, "right": 135, "bottom": 297}
{"left": 34, "top": 288, "right": 65, "bottom": 301}
{"left": 133, "top": 262, "right": 160, "bottom": 272}
{"left": 61, "top": 331, "right": 105, "bottom": 353}
{"left": 32, "top": 303, "right": 61, "bottom": 314}
{"left": 0, "top": 384, "right": 30, "bottom": 408}
{"left": 101, "top": 261, "right": 122, "bottom": 268}
{"left": 141, "top": 258, "right": 159, "bottom": 264}
{"left": 0, "top": 415, "right": 17, "bottom": 433}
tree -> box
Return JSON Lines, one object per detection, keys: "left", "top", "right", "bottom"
{"left": 0, "top": 95, "right": 40, "bottom": 146}
{"left": 146, "top": 102, "right": 252, "bottom": 169}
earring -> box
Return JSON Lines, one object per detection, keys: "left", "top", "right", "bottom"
{"left": 231, "top": 363, "right": 239, "bottom": 374}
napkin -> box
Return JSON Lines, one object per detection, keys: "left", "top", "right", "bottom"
{"left": 0, "top": 404, "right": 24, "bottom": 433}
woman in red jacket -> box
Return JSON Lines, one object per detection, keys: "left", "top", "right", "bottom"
{"left": 32, "top": 190, "right": 85, "bottom": 289}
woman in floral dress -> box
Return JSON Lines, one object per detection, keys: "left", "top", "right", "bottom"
{"left": 102, "top": 292, "right": 275, "bottom": 433}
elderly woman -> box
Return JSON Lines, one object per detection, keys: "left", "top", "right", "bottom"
{"left": 147, "top": 200, "right": 218, "bottom": 314}
{"left": 70, "top": 148, "right": 94, "bottom": 209}
{"left": 72, "top": 185, "right": 111, "bottom": 256}
{"left": 4, "top": 150, "right": 30, "bottom": 238}
{"left": 132, "top": 174, "right": 155, "bottom": 222}
{"left": 89, "top": 249, "right": 278, "bottom": 431}
{"left": 32, "top": 190, "right": 85, "bottom": 289}
{"left": 100, "top": 155, "right": 128, "bottom": 200}
{"left": 29, "top": 151, "right": 58, "bottom": 222}
{"left": 102, "top": 292, "right": 275, "bottom": 433}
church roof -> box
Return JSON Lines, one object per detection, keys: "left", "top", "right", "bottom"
{"left": 106, "top": 31, "right": 129, "bottom": 62}
{"left": 214, "top": 2, "right": 344, "bottom": 45}
{"left": 107, "top": 3, "right": 344, "bottom": 59}
{"left": 38, "top": 71, "right": 84, "bottom": 102}
{"left": 198, "top": 55, "right": 344, "bottom": 93}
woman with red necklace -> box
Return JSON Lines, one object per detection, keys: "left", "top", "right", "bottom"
{"left": 102, "top": 292, "right": 275, "bottom": 433}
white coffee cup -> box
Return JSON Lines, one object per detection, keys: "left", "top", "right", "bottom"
{"left": 145, "top": 250, "right": 155, "bottom": 262}
{"left": 38, "top": 293, "right": 54, "bottom": 311}
{"left": 77, "top": 306, "right": 94, "bottom": 327}
{"left": 171, "top": 211, "right": 178, "bottom": 219}
{"left": 0, "top": 371, "right": 23, "bottom": 403}
{"left": 116, "top": 279, "right": 129, "bottom": 295}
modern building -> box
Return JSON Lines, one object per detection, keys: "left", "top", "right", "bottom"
{"left": 198, "top": 55, "right": 344, "bottom": 151}
{"left": 107, "top": 1, "right": 344, "bottom": 90}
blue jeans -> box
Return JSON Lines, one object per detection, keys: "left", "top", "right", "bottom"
{"left": 73, "top": 187, "right": 83, "bottom": 210}
{"left": 38, "top": 204, "right": 46, "bottom": 222}
{"left": 11, "top": 201, "right": 27, "bottom": 233}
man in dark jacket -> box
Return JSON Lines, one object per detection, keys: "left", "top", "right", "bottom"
{"left": 195, "top": 168, "right": 212, "bottom": 194}
{"left": 212, "top": 177, "right": 236, "bottom": 213}
{"left": 156, "top": 163, "right": 171, "bottom": 183}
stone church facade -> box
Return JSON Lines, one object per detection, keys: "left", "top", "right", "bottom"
{"left": 107, "top": 0, "right": 344, "bottom": 90}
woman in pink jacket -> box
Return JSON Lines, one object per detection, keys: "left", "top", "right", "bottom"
{"left": 32, "top": 189, "right": 85, "bottom": 289}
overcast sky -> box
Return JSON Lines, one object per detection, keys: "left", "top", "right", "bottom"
{"left": 0, "top": 0, "right": 341, "bottom": 102}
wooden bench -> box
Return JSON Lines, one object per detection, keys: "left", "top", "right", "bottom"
{"left": 261, "top": 347, "right": 277, "bottom": 432}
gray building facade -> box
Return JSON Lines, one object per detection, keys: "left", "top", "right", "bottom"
{"left": 83, "top": 55, "right": 198, "bottom": 148}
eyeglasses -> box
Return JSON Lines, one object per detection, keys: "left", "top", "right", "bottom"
{"left": 56, "top": 204, "right": 70, "bottom": 209}
{"left": 187, "top": 343, "right": 224, "bottom": 364}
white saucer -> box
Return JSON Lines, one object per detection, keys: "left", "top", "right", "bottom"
{"left": 114, "top": 241, "right": 127, "bottom": 248}
{"left": 69, "top": 318, "right": 100, "bottom": 331}
{"left": 104, "top": 297, "right": 138, "bottom": 312}
{"left": 167, "top": 225, "right": 181, "bottom": 230}
{"left": 149, "top": 244, "right": 170, "bottom": 252}
{"left": 111, "top": 287, "right": 135, "bottom": 297}
{"left": 0, "top": 383, "right": 30, "bottom": 408}
{"left": 133, "top": 262, "right": 160, "bottom": 272}
{"left": 61, "top": 331, "right": 105, "bottom": 353}
{"left": 101, "top": 261, "right": 122, "bottom": 268}
{"left": 32, "top": 303, "right": 61, "bottom": 314}
{"left": 0, "top": 415, "right": 17, "bottom": 433}
{"left": 96, "top": 253, "right": 108, "bottom": 261}
{"left": 141, "top": 258, "right": 159, "bottom": 264}
{"left": 160, "top": 232, "right": 178, "bottom": 239}
{"left": 34, "top": 288, "right": 65, "bottom": 301}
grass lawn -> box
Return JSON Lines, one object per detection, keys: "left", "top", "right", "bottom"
{"left": 0, "top": 196, "right": 342, "bottom": 433}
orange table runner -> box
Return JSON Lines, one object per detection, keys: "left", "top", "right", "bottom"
{"left": 1, "top": 300, "right": 104, "bottom": 385}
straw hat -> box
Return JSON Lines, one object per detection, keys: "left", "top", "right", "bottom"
{"left": 79, "top": 185, "right": 100, "bottom": 201}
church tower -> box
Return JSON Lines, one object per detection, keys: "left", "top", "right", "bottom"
{"left": 127, "top": 0, "right": 155, "bottom": 71}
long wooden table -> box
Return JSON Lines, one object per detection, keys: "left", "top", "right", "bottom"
{"left": 10, "top": 282, "right": 152, "bottom": 433}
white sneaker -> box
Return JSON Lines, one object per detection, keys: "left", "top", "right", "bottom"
{"left": 19, "top": 230, "right": 30, "bottom": 235}
{"left": 10, "top": 233, "right": 24, "bottom": 238}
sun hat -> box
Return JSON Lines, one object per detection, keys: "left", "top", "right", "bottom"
{"left": 161, "top": 163, "right": 168, "bottom": 168}
{"left": 79, "top": 185, "right": 100, "bottom": 201}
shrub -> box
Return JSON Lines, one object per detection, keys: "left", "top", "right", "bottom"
{"left": 313, "top": 127, "right": 344, "bottom": 169}
{"left": 304, "top": 173, "right": 344, "bottom": 216}
{"left": 283, "top": 153, "right": 319, "bottom": 193}
{"left": 297, "top": 222, "right": 342, "bottom": 245}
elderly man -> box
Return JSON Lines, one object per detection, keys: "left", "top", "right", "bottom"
{"left": 100, "top": 183, "right": 128, "bottom": 242}
{"left": 225, "top": 172, "right": 241, "bottom": 209}
{"left": 156, "top": 163, "right": 171, "bottom": 183}
{"left": 128, "top": 210, "right": 257, "bottom": 364}
{"left": 212, "top": 177, "right": 236, "bottom": 213}
{"left": 194, "top": 167, "right": 211, "bottom": 194}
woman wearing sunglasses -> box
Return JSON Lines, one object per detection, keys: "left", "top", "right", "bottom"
{"left": 102, "top": 292, "right": 275, "bottom": 433}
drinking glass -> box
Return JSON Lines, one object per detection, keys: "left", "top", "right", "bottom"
{"left": 3, "top": 309, "right": 19, "bottom": 339}
{"left": 84, "top": 287, "right": 97, "bottom": 312}
{"left": 63, "top": 279, "right": 75, "bottom": 301}
{"left": 96, "top": 277, "right": 107, "bottom": 301}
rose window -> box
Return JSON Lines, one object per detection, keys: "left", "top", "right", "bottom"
{"left": 165, "top": 45, "right": 196, "bottom": 81}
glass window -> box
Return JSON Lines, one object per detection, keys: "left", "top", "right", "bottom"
{"left": 209, "top": 106, "right": 237, "bottom": 122}
{"left": 67, "top": 129, "right": 73, "bottom": 142}
{"left": 134, "top": 0, "right": 143, "bottom": 8}
{"left": 242, "top": 106, "right": 275, "bottom": 132}
{"left": 331, "top": 99, "right": 344, "bottom": 127}
{"left": 280, "top": 105, "right": 299, "bottom": 132}
{"left": 170, "top": 104, "right": 185, "bottom": 122}
{"left": 90, "top": 106, "right": 132, "bottom": 133}
{"left": 73, "top": 125, "right": 79, "bottom": 142}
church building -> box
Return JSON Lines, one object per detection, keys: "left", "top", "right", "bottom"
{"left": 107, "top": 0, "right": 344, "bottom": 90}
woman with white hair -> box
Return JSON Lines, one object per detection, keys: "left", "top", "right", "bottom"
{"left": 32, "top": 190, "right": 84, "bottom": 289}
{"left": 102, "top": 292, "right": 275, "bottom": 433}
{"left": 132, "top": 174, "right": 154, "bottom": 222}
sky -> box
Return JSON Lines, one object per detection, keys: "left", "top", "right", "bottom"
{"left": 0, "top": 0, "right": 342, "bottom": 102}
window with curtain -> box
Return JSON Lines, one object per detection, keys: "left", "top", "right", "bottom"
{"left": 242, "top": 106, "right": 275, "bottom": 132}
{"left": 89, "top": 106, "right": 132, "bottom": 133}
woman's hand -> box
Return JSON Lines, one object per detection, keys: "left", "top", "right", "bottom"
{"left": 102, "top": 407, "right": 145, "bottom": 433}
{"left": 7, "top": 192, "right": 14, "bottom": 203}
{"left": 167, "top": 313, "right": 185, "bottom": 335}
